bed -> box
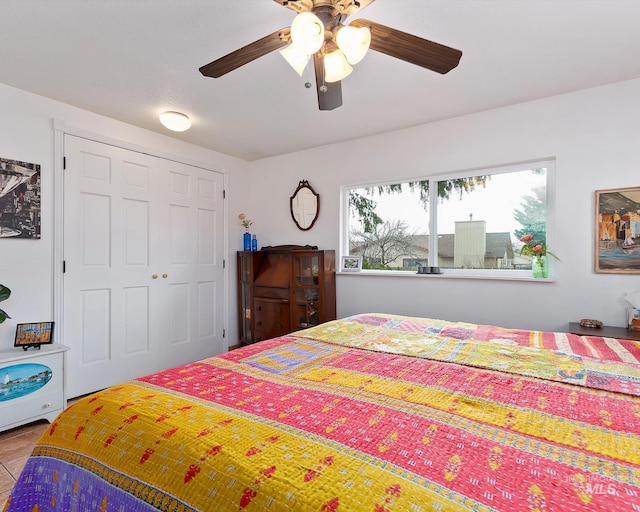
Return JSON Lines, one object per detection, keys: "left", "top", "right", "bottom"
{"left": 5, "top": 313, "right": 640, "bottom": 511}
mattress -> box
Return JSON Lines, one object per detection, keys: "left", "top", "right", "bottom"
{"left": 5, "top": 313, "right": 640, "bottom": 511}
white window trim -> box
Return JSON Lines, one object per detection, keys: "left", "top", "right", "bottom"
{"left": 341, "top": 159, "right": 557, "bottom": 280}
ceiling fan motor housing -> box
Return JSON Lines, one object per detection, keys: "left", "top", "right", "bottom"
{"left": 281, "top": 1, "right": 364, "bottom": 17}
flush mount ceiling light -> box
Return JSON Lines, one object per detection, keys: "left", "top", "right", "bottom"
{"left": 159, "top": 111, "right": 191, "bottom": 132}
{"left": 199, "top": 0, "right": 463, "bottom": 111}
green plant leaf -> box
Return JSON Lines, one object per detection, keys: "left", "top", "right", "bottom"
{"left": 0, "top": 284, "right": 10, "bottom": 323}
{"left": 0, "top": 284, "right": 10, "bottom": 302}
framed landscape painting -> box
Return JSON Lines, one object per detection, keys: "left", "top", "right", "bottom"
{"left": 595, "top": 186, "right": 640, "bottom": 273}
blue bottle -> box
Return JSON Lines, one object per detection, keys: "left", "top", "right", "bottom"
{"left": 251, "top": 234, "right": 258, "bottom": 251}
{"left": 243, "top": 232, "right": 251, "bottom": 251}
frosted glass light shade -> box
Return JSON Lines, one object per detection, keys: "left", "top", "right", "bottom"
{"left": 323, "top": 49, "right": 352, "bottom": 83}
{"left": 280, "top": 44, "right": 311, "bottom": 76}
{"left": 159, "top": 111, "right": 191, "bottom": 132}
{"left": 290, "top": 12, "right": 325, "bottom": 54}
{"left": 336, "top": 25, "right": 371, "bottom": 64}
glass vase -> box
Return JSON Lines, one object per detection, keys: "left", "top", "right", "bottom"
{"left": 532, "top": 255, "right": 548, "bottom": 278}
{"left": 243, "top": 231, "right": 251, "bottom": 251}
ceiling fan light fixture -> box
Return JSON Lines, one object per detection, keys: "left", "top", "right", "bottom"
{"left": 323, "top": 49, "right": 353, "bottom": 83}
{"left": 280, "top": 44, "right": 311, "bottom": 76}
{"left": 335, "top": 25, "right": 371, "bottom": 64}
{"left": 290, "top": 12, "right": 325, "bottom": 54}
{"left": 159, "top": 111, "right": 191, "bottom": 132}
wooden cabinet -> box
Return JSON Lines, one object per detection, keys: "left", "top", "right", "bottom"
{"left": 237, "top": 247, "right": 336, "bottom": 344}
{"left": 254, "top": 299, "right": 290, "bottom": 341}
{"left": 0, "top": 343, "right": 69, "bottom": 432}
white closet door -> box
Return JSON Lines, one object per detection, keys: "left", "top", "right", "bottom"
{"left": 63, "top": 136, "right": 225, "bottom": 398}
{"left": 157, "top": 159, "right": 225, "bottom": 369}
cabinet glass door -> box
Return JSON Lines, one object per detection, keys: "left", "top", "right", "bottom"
{"left": 239, "top": 252, "right": 252, "bottom": 282}
{"left": 237, "top": 252, "right": 253, "bottom": 343}
{"left": 293, "top": 254, "right": 321, "bottom": 329}
{"left": 240, "top": 282, "right": 252, "bottom": 339}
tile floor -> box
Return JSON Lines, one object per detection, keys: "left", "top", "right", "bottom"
{"left": 0, "top": 419, "right": 50, "bottom": 508}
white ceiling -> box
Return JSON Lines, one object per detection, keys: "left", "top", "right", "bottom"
{"left": 1, "top": 0, "right": 640, "bottom": 162}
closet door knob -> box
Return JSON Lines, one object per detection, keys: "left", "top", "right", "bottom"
{"left": 162, "top": 274, "right": 168, "bottom": 278}
{"left": 152, "top": 274, "right": 158, "bottom": 279}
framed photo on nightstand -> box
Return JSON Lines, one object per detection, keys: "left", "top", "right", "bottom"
{"left": 14, "top": 322, "right": 54, "bottom": 350}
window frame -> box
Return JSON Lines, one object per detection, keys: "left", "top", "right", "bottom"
{"left": 340, "top": 159, "right": 556, "bottom": 280}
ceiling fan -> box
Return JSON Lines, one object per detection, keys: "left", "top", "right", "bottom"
{"left": 199, "top": 0, "right": 462, "bottom": 111}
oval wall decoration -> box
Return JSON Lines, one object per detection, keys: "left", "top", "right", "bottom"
{"left": 0, "top": 363, "right": 52, "bottom": 402}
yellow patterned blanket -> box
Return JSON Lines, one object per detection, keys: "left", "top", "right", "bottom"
{"left": 6, "top": 313, "right": 640, "bottom": 511}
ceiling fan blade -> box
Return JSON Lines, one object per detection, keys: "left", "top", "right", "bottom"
{"left": 199, "top": 27, "right": 291, "bottom": 78}
{"left": 350, "top": 19, "right": 462, "bottom": 74}
{"left": 313, "top": 53, "right": 342, "bottom": 110}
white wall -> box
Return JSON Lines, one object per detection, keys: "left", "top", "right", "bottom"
{"left": 248, "top": 78, "right": 640, "bottom": 332}
{"left": 0, "top": 83, "right": 250, "bottom": 350}
{"left": 2, "top": 77, "right": 639, "bottom": 351}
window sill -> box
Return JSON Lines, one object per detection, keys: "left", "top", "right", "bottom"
{"left": 337, "top": 270, "right": 556, "bottom": 282}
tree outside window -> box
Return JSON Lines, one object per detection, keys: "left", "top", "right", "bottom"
{"left": 344, "top": 162, "right": 553, "bottom": 275}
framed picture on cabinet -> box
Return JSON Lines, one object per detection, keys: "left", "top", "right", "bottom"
{"left": 14, "top": 322, "right": 54, "bottom": 350}
{"left": 341, "top": 256, "right": 362, "bottom": 272}
{"left": 595, "top": 186, "right": 640, "bottom": 273}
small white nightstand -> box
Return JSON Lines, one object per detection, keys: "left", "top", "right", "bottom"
{"left": 0, "top": 343, "right": 70, "bottom": 432}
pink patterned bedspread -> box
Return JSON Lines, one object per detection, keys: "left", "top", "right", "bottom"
{"left": 5, "top": 313, "right": 640, "bottom": 511}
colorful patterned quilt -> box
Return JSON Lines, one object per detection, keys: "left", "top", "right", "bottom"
{"left": 5, "top": 313, "right": 640, "bottom": 512}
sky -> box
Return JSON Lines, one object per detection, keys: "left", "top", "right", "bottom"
{"left": 2, "top": 363, "right": 51, "bottom": 381}
{"left": 366, "top": 169, "right": 547, "bottom": 238}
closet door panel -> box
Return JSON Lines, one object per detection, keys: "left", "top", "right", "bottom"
{"left": 158, "top": 160, "right": 224, "bottom": 369}
{"left": 123, "top": 286, "right": 150, "bottom": 355}
{"left": 64, "top": 136, "right": 225, "bottom": 397}
{"left": 64, "top": 136, "right": 159, "bottom": 397}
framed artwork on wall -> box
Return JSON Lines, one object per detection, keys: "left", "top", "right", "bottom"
{"left": 0, "top": 157, "right": 41, "bottom": 239}
{"left": 595, "top": 186, "right": 640, "bottom": 273}
{"left": 341, "top": 256, "right": 362, "bottom": 272}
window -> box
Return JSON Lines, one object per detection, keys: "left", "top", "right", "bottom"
{"left": 343, "top": 160, "right": 554, "bottom": 276}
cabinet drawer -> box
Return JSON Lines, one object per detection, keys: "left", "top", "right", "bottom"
{"left": 254, "top": 330, "right": 278, "bottom": 343}
{"left": 254, "top": 299, "right": 290, "bottom": 336}
{"left": 1, "top": 391, "right": 64, "bottom": 428}
{"left": 254, "top": 286, "right": 289, "bottom": 300}
{"left": 0, "top": 350, "right": 64, "bottom": 428}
